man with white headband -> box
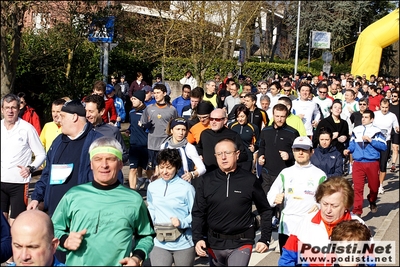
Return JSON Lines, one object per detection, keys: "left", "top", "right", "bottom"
{"left": 51, "top": 136, "right": 155, "bottom": 266}
{"left": 27, "top": 99, "right": 105, "bottom": 264}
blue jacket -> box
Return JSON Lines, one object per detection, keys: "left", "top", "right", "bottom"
{"left": 348, "top": 123, "right": 387, "bottom": 162}
{"left": 310, "top": 145, "right": 343, "bottom": 178}
{"left": 172, "top": 96, "right": 191, "bottom": 117}
{"left": 145, "top": 98, "right": 156, "bottom": 106}
{"left": 112, "top": 96, "right": 126, "bottom": 128}
{"left": 31, "top": 123, "right": 106, "bottom": 211}
{"left": 146, "top": 175, "right": 195, "bottom": 250}
{"left": 1, "top": 212, "right": 12, "bottom": 263}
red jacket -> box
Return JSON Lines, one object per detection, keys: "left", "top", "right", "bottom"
{"left": 21, "top": 106, "right": 41, "bottom": 135}
{"left": 102, "top": 97, "right": 117, "bottom": 123}
{"left": 368, "top": 94, "right": 383, "bottom": 112}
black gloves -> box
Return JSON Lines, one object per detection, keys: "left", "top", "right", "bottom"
{"left": 142, "top": 120, "right": 153, "bottom": 130}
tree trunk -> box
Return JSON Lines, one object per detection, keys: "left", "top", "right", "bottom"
{"left": 222, "top": 2, "right": 232, "bottom": 60}
{"left": 265, "top": 8, "right": 275, "bottom": 60}
{"left": 270, "top": 21, "right": 281, "bottom": 62}
{"left": 229, "top": 25, "right": 240, "bottom": 59}
{"left": 1, "top": 2, "right": 27, "bottom": 96}
{"left": 66, "top": 48, "right": 74, "bottom": 78}
{"left": 257, "top": 15, "right": 265, "bottom": 62}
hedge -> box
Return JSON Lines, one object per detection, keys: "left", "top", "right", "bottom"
{"left": 150, "top": 57, "right": 320, "bottom": 82}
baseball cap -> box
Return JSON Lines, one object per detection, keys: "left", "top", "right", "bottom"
{"left": 142, "top": 85, "right": 153, "bottom": 93}
{"left": 106, "top": 84, "right": 115, "bottom": 95}
{"left": 292, "top": 136, "right": 313, "bottom": 150}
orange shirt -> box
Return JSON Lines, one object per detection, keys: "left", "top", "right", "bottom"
{"left": 187, "top": 122, "right": 210, "bottom": 144}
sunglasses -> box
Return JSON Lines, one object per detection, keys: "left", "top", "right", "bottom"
{"left": 210, "top": 117, "right": 224, "bottom": 122}
{"left": 240, "top": 96, "right": 246, "bottom": 98}
{"left": 319, "top": 91, "right": 327, "bottom": 94}
{"left": 359, "top": 103, "right": 367, "bottom": 106}
{"left": 283, "top": 89, "right": 291, "bottom": 92}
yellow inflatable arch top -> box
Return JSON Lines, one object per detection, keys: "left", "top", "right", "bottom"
{"left": 351, "top": 8, "right": 399, "bottom": 77}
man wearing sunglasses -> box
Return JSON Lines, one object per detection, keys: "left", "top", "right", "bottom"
{"left": 281, "top": 81, "right": 297, "bottom": 101}
{"left": 187, "top": 100, "right": 214, "bottom": 145}
{"left": 312, "top": 83, "right": 333, "bottom": 119}
{"left": 196, "top": 108, "right": 248, "bottom": 173}
{"left": 350, "top": 97, "right": 369, "bottom": 128}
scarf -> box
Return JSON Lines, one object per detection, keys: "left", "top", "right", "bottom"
{"left": 164, "top": 136, "right": 188, "bottom": 148}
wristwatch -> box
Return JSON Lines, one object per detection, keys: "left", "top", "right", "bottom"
{"left": 27, "top": 165, "right": 36, "bottom": 174}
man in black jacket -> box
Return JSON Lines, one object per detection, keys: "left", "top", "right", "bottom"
{"left": 192, "top": 138, "right": 273, "bottom": 266}
{"left": 196, "top": 108, "right": 248, "bottom": 173}
{"left": 258, "top": 104, "right": 299, "bottom": 195}
{"left": 257, "top": 104, "right": 299, "bottom": 227}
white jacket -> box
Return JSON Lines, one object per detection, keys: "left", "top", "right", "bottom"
{"left": 267, "top": 162, "right": 326, "bottom": 235}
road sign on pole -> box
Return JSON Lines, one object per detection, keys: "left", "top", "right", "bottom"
{"left": 323, "top": 63, "right": 331, "bottom": 76}
{"left": 322, "top": 51, "right": 333, "bottom": 63}
{"left": 311, "top": 31, "right": 331, "bottom": 49}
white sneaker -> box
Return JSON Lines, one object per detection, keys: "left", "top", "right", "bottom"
{"left": 378, "top": 185, "right": 384, "bottom": 194}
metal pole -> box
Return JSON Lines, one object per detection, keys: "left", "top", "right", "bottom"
{"left": 103, "top": 42, "right": 109, "bottom": 83}
{"left": 104, "top": 0, "right": 111, "bottom": 82}
{"left": 307, "top": 30, "right": 311, "bottom": 69}
{"left": 294, "top": 1, "right": 301, "bottom": 76}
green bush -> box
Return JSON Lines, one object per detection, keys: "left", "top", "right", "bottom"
{"left": 151, "top": 58, "right": 319, "bottom": 82}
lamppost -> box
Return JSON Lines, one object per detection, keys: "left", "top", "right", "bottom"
{"left": 307, "top": 30, "right": 312, "bottom": 69}
{"left": 294, "top": 1, "right": 301, "bottom": 76}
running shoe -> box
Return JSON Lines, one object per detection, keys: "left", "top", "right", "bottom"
{"left": 390, "top": 165, "right": 396, "bottom": 173}
{"left": 136, "top": 178, "right": 146, "bottom": 190}
{"left": 378, "top": 185, "right": 384, "bottom": 194}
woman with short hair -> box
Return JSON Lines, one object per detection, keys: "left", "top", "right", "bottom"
{"left": 147, "top": 149, "right": 196, "bottom": 266}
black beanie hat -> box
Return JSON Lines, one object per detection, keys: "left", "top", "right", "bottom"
{"left": 196, "top": 101, "right": 214, "bottom": 115}
{"left": 132, "top": 90, "right": 145, "bottom": 103}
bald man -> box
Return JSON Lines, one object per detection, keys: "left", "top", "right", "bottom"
{"left": 11, "top": 210, "right": 63, "bottom": 266}
{"left": 196, "top": 108, "right": 248, "bottom": 172}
